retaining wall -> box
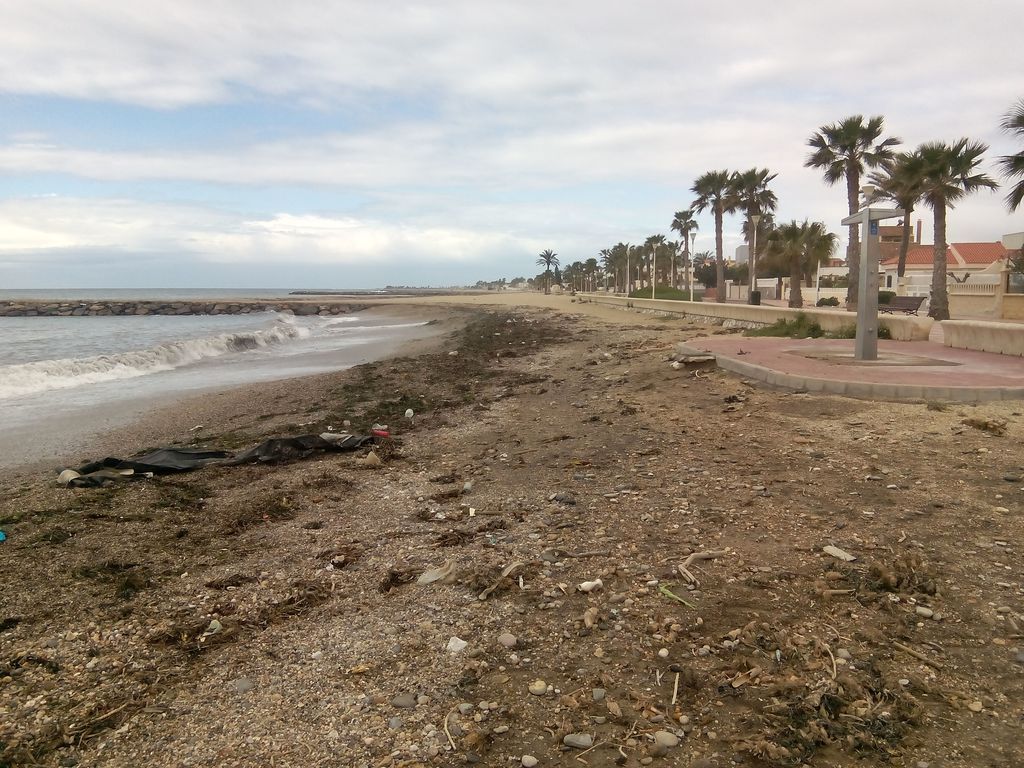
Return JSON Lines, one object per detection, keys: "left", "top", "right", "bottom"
{"left": 0, "top": 300, "right": 367, "bottom": 318}
{"left": 578, "top": 293, "right": 933, "bottom": 341}
{"left": 942, "top": 320, "right": 1024, "bottom": 357}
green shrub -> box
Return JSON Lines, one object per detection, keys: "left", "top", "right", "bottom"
{"left": 627, "top": 285, "right": 694, "bottom": 301}
{"left": 745, "top": 314, "right": 892, "bottom": 340}
{"left": 878, "top": 290, "right": 896, "bottom": 305}
{"left": 816, "top": 296, "right": 840, "bottom": 307}
{"left": 745, "top": 314, "right": 825, "bottom": 338}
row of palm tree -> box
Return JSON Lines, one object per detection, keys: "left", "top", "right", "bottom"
{"left": 537, "top": 99, "right": 1024, "bottom": 318}
{"left": 804, "top": 103, "right": 1024, "bottom": 320}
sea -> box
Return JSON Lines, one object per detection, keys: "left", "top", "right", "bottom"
{"left": 0, "top": 290, "right": 439, "bottom": 468}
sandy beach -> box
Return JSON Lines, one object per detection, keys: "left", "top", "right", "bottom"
{"left": 1, "top": 295, "right": 1022, "bottom": 767}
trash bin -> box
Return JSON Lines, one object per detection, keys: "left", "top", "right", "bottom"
{"left": 750, "top": 290, "right": 761, "bottom": 305}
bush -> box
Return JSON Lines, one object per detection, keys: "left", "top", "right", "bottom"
{"left": 627, "top": 285, "right": 694, "bottom": 301}
{"left": 745, "top": 313, "right": 893, "bottom": 340}
{"left": 745, "top": 314, "right": 825, "bottom": 339}
{"left": 816, "top": 296, "right": 840, "bottom": 307}
{"left": 878, "top": 290, "right": 896, "bottom": 305}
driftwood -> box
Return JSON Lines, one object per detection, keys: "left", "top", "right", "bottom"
{"left": 677, "top": 549, "right": 730, "bottom": 586}
{"left": 892, "top": 639, "right": 944, "bottom": 669}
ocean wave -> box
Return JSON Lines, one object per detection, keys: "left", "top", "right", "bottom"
{"left": 0, "top": 318, "right": 310, "bottom": 400}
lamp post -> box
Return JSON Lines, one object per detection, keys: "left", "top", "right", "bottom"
{"left": 687, "top": 231, "right": 696, "bottom": 301}
{"left": 841, "top": 185, "right": 904, "bottom": 361}
{"left": 651, "top": 244, "right": 657, "bottom": 300}
{"left": 748, "top": 213, "right": 761, "bottom": 304}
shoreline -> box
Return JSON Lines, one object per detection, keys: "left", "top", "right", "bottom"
{"left": 0, "top": 303, "right": 467, "bottom": 478}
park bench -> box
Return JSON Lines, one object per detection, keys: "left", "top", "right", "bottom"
{"left": 879, "top": 295, "right": 926, "bottom": 315}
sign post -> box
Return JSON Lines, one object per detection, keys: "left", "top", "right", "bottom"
{"left": 842, "top": 199, "right": 904, "bottom": 361}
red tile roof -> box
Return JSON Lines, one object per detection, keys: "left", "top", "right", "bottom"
{"left": 880, "top": 242, "right": 1007, "bottom": 268}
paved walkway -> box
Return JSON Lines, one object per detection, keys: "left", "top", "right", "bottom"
{"left": 691, "top": 336, "right": 1024, "bottom": 402}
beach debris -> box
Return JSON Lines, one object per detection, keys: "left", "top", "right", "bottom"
{"left": 823, "top": 545, "right": 857, "bottom": 562}
{"left": 658, "top": 584, "right": 697, "bottom": 608}
{"left": 371, "top": 423, "right": 390, "bottom": 437}
{"left": 962, "top": 416, "right": 1007, "bottom": 436}
{"left": 405, "top": 408, "right": 415, "bottom": 426}
{"left": 0, "top": 531, "right": 6, "bottom": 543}
{"left": 677, "top": 549, "right": 730, "bottom": 585}
{"left": 478, "top": 561, "right": 524, "bottom": 600}
{"left": 577, "top": 578, "right": 603, "bottom": 593}
{"left": 417, "top": 560, "right": 457, "bottom": 585}
{"left": 355, "top": 451, "right": 382, "bottom": 468}
{"left": 446, "top": 636, "right": 468, "bottom": 654}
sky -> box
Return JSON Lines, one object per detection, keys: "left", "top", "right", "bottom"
{"left": 1, "top": 1, "right": 1022, "bottom": 289}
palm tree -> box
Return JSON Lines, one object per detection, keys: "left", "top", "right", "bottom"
{"left": 916, "top": 139, "right": 998, "bottom": 320}
{"left": 730, "top": 168, "right": 778, "bottom": 299}
{"left": 692, "top": 170, "right": 736, "bottom": 302}
{"left": 868, "top": 151, "right": 926, "bottom": 278}
{"left": 805, "top": 115, "right": 900, "bottom": 306}
{"left": 998, "top": 99, "right": 1024, "bottom": 211}
{"left": 670, "top": 209, "right": 699, "bottom": 297}
{"left": 765, "top": 221, "right": 837, "bottom": 308}
{"left": 536, "top": 249, "right": 559, "bottom": 295}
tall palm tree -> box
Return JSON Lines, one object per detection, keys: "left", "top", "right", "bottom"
{"left": 998, "top": 99, "right": 1024, "bottom": 211}
{"left": 670, "top": 208, "right": 699, "bottom": 296}
{"left": 730, "top": 168, "right": 778, "bottom": 299}
{"left": 868, "top": 151, "right": 927, "bottom": 278}
{"left": 916, "top": 139, "right": 998, "bottom": 320}
{"left": 692, "top": 170, "right": 736, "bottom": 302}
{"left": 536, "top": 249, "right": 559, "bottom": 295}
{"left": 805, "top": 115, "right": 900, "bottom": 306}
{"left": 765, "top": 221, "right": 837, "bottom": 308}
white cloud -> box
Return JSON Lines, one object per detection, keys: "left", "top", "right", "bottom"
{"left": 0, "top": 197, "right": 546, "bottom": 269}
{"left": 1, "top": 0, "right": 1023, "bottom": 286}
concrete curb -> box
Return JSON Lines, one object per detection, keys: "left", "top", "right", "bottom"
{"left": 714, "top": 355, "right": 1024, "bottom": 403}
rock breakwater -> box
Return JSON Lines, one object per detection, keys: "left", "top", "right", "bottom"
{"left": 0, "top": 300, "right": 368, "bottom": 318}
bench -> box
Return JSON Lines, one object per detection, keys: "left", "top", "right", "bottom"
{"left": 880, "top": 295, "right": 926, "bottom": 315}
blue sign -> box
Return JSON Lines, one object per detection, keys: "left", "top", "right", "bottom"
{"left": 869, "top": 220, "right": 879, "bottom": 236}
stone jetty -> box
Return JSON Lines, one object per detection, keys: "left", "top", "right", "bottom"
{"left": 0, "top": 300, "right": 368, "bottom": 318}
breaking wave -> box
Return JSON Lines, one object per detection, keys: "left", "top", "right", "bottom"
{"left": 0, "top": 318, "right": 310, "bottom": 400}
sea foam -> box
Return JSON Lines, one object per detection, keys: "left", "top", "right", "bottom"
{"left": 0, "top": 316, "right": 310, "bottom": 400}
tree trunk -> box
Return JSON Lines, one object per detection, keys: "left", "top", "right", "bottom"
{"left": 896, "top": 205, "right": 913, "bottom": 278}
{"left": 929, "top": 201, "right": 949, "bottom": 320}
{"left": 789, "top": 256, "right": 803, "bottom": 308}
{"left": 544, "top": 269, "right": 550, "bottom": 295}
{"left": 715, "top": 205, "right": 726, "bottom": 302}
{"left": 846, "top": 164, "right": 861, "bottom": 308}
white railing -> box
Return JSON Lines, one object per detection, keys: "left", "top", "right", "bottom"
{"left": 948, "top": 282, "right": 997, "bottom": 295}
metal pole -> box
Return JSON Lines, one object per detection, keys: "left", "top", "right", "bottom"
{"left": 651, "top": 246, "right": 657, "bottom": 300}
{"left": 854, "top": 208, "right": 878, "bottom": 360}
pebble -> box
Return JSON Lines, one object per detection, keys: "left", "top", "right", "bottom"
{"left": 521, "top": 757, "right": 538, "bottom": 768}
{"left": 447, "top": 636, "right": 468, "bottom": 654}
{"left": 497, "top": 632, "right": 518, "bottom": 649}
{"left": 996, "top": 606, "right": 1012, "bottom": 614}
{"left": 458, "top": 703, "right": 475, "bottom": 715}
{"left": 657, "top": 647, "right": 669, "bottom": 658}
{"left": 654, "top": 731, "right": 679, "bottom": 748}
{"left": 836, "top": 648, "right": 852, "bottom": 661}
{"left": 392, "top": 693, "right": 417, "bottom": 708}
{"left": 230, "top": 677, "right": 254, "bottom": 694}
{"left": 915, "top": 606, "right": 934, "bottom": 618}
{"left": 528, "top": 679, "right": 548, "bottom": 696}
{"left": 388, "top": 717, "right": 403, "bottom": 730}
{"left": 592, "top": 688, "right": 606, "bottom": 702}
{"left": 563, "top": 733, "right": 594, "bottom": 749}
{"left": 968, "top": 700, "right": 983, "bottom": 712}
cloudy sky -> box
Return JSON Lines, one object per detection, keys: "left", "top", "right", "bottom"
{"left": 1, "top": 1, "right": 1022, "bottom": 289}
